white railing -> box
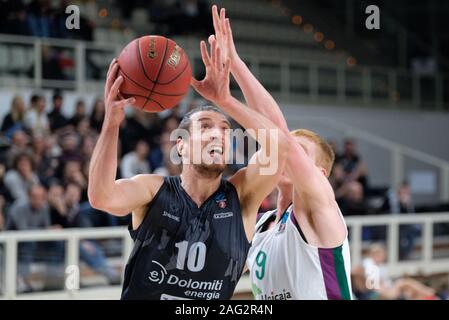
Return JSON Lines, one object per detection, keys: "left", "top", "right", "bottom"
{"left": 0, "top": 227, "right": 133, "bottom": 300}
{"left": 0, "top": 33, "right": 447, "bottom": 110}
{"left": 346, "top": 213, "right": 449, "bottom": 276}
{"left": 0, "top": 213, "right": 449, "bottom": 299}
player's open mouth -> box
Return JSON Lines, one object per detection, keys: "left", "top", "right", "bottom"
{"left": 208, "top": 146, "right": 223, "bottom": 156}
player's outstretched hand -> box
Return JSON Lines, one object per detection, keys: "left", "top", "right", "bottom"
{"left": 104, "top": 58, "right": 135, "bottom": 127}
{"left": 212, "top": 5, "right": 238, "bottom": 67}
{"left": 191, "top": 37, "right": 231, "bottom": 106}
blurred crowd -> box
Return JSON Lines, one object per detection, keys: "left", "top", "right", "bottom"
{"left": 0, "top": 0, "right": 212, "bottom": 40}
{"left": 0, "top": 91, "right": 195, "bottom": 291}
{"left": 0, "top": 0, "right": 94, "bottom": 40}
{"left": 116, "top": 0, "right": 213, "bottom": 37}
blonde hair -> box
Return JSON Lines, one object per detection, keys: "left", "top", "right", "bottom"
{"left": 290, "top": 129, "right": 335, "bottom": 176}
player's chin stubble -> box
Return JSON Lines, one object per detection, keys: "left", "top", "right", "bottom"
{"left": 193, "top": 163, "right": 226, "bottom": 179}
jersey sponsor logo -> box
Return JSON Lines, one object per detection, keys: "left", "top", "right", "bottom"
{"left": 163, "top": 210, "right": 180, "bottom": 222}
{"left": 276, "top": 212, "right": 289, "bottom": 234}
{"left": 147, "top": 259, "right": 223, "bottom": 300}
{"left": 184, "top": 289, "right": 220, "bottom": 300}
{"left": 213, "top": 212, "right": 233, "bottom": 219}
{"left": 148, "top": 260, "right": 168, "bottom": 284}
{"left": 258, "top": 289, "right": 292, "bottom": 300}
{"left": 214, "top": 192, "right": 227, "bottom": 209}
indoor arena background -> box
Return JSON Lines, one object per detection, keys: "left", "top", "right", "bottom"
{"left": 0, "top": 0, "right": 448, "bottom": 300}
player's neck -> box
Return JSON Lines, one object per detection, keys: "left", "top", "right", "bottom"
{"left": 292, "top": 191, "right": 311, "bottom": 214}
{"left": 276, "top": 183, "right": 293, "bottom": 221}
{"left": 180, "top": 168, "right": 222, "bottom": 207}
{"left": 277, "top": 184, "right": 293, "bottom": 215}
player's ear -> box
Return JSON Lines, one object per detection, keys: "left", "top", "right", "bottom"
{"left": 320, "top": 167, "right": 328, "bottom": 177}
{"left": 176, "top": 137, "right": 184, "bottom": 157}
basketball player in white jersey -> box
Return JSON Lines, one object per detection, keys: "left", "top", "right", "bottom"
{"left": 210, "top": 5, "right": 352, "bottom": 299}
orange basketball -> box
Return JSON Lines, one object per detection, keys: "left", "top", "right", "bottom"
{"left": 117, "top": 35, "right": 192, "bottom": 112}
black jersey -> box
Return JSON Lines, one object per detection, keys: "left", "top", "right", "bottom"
{"left": 121, "top": 176, "right": 250, "bottom": 300}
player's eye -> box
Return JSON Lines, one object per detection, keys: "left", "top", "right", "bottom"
{"left": 201, "top": 123, "right": 211, "bottom": 129}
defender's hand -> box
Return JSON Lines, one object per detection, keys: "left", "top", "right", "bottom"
{"left": 104, "top": 58, "right": 135, "bottom": 128}
{"left": 212, "top": 5, "right": 238, "bottom": 68}
{"left": 191, "top": 38, "right": 231, "bottom": 106}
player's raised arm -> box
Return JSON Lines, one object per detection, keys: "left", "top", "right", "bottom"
{"left": 191, "top": 37, "right": 289, "bottom": 238}
{"left": 211, "top": 6, "right": 317, "bottom": 189}
{"left": 88, "top": 59, "right": 163, "bottom": 216}
{"left": 211, "top": 5, "right": 289, "bottom": 134}
{"left": 212, "top": 6, "right": 346, "bottom": 246}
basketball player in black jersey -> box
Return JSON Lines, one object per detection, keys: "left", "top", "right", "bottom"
{"left": 88, "top": 35, "right": 289, "bottom": 299}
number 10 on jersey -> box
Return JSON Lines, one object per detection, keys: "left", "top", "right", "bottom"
{"left": 175, "top": 241, "right": 207, "bottom": 272}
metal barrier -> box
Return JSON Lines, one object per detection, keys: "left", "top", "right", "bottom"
{"left": 0, "top": 213, "right": 448, "bottom": 299}
{"left": 0, "top": 33, "right": 448, "bottom": 110}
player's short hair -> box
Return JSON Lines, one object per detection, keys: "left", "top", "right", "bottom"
{"left": 177, "top": 105, "right": 229, "bottom": 136}
{"left": 290, "top": 129, "right": 335, "bottom": 176}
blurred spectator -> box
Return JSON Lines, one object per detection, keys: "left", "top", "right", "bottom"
{"left": 70, "top": 100, "right": 87, "bottom": 127}
{"left": 337, "top": 181, "right": 371, "bottom": 216}
{"left": 26, "top": 0, "right": 53, "bottom": 38}
{"left": 337, "top": 180, "right": 382, "bottom": 240}
{"left": 6, "top": 130, "right": 30, "bottom": 167}
{"left": 357, "top": 244, "right": 438, "bottom": 300}
{"left": 48, "top": 91, "right": 68, "bottom": 131}
{"left": 385, "top": 182, "right": 421, "bottom": 260}
{"left": 70, "top": 183, "right": 121, "bottom": 282}
{"left": 1, "top": 95, "right": 26, "bottom": 134}
{"left": 335, "top": 138, "right": 369, "bottom": 191}
{"left": 6, "top": 184, "right": 54, "bottom": 292}
{"left": 76, "top": 118, "right": 91, "bottom": 140}
{"left": 89, "top": 99, "right": 105, "bottom": 133}
{"left": 31, "top": 134, "right": 56, "bottom": 184}
{"left": 62, "top": 160, "right": 87, "bottom": 192}
{"left": 120, "top": 140, "right": 151, "bottom": 178}
{"left": 4, "top": 152, "right": 40, "bottom": 203}
{"left": 47, "top": 183, "right": 67, "bottom": 228}
{"left": 6, "top": 184, "right": 49, "bottom": 231}
{"left": 58, "top": 132, "right": 82, "bottom": 164}
{"left": 24, "top": 94, "right": 50, "bottom": 136}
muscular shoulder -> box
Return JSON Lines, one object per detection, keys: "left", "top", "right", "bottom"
{"left": 130, "top": 174, "right": 165, "bottom": 195}
{"left": 129, "top": 174, "right": 165, "bottom": 230}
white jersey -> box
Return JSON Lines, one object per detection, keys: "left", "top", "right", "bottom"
{"left": 247, "top": 205, "right": 352, "bottom": 300}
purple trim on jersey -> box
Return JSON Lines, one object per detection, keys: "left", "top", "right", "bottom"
{"left": 256, "top": 211, "right": 266, "bottom": 223}
{"left": 318, "top": 248, "right": 342, "bottom": 300}
{"left": 290, "top": 211, "right": 299, "bottom": 229}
